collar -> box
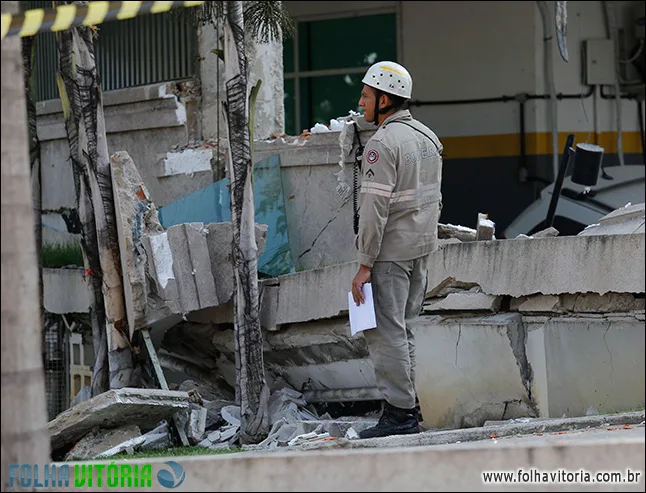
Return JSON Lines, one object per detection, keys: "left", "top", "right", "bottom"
{"left": 380, "top": 109, "right": 412, "bottom": 127}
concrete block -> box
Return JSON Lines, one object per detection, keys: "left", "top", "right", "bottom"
{"left": 43, "top": 268, "right": 89, "bottom": 314}
{"left": 475, "top": 213, "right": 495, "bottom": 241}
{"left": 411, "top": 314, "right": 534, "bottom": 429}
{"left": 167, "top": 224, "right": 200, "bottom": 313}
{"left": 423, "top": 292, "right": 502, "bottom": 312}
{"left": 526, "top": 315, "right": 645, "bottom": 418}
{"left": 273, "top": 261, "right": 358, "bottom": 325}
{"left": 427, "top": 233, "right": 645, "bottom": 297}
{"left": 185, "top": 222, "right": 218, "bottom": 307}
{"left": 510, "top": 295, "right": 563, "bottom": 313}
{"left": 48, "top": 388, "right": 190, "bottom": 453}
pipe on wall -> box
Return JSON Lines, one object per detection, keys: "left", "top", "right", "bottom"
{"left": 537, "top": 0, "right": 560, "bottom": 182}
{"left": 603, "top": 1, "right": 626, "bottom": 166}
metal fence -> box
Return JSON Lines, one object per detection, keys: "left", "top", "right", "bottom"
{"left": 21, "top": 1, "right": 198, "bottom": 102}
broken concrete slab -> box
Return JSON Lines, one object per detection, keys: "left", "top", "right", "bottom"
{"left": 510, "top": 295, "right": 563, "bottom": 313}
{"left": 185, "top": 222, "right": 219, "bottom": 307}
{"left": 423, "top": 292, "right": 502, "bottom": 313}
{"left": 111, "top": 150, "right": 164, "bottom": 337}
{"left": 411, "top": 314, "right": 535, "bottom": 429}
{"left": 64, "top": 425, "right": 142, "bottom": 461}
{"left": 268, "top": 262, "right": 358, "bottom": 325}
{"left": 560, "top": 292, "right": 645, "bottom": 313}
{"left": 43, "top": 268, "right": 89, "bottom": 314}
{"left": 531, "top": 226, "right": 559, "bottom": 238}
{"left": 221, "top": 405, "right": 241, "bottom": 427}
{"left": 426, "top": 233, "right": 645, "bottom": 298}
{"left": 49, "top": 388, "right": 190, "bottom": 453}
{"left": 526, "top": 314, "right": 645, "bottom": 418}
{"left": 510, "top": 293, "right": 645, "bottom": 313}
{"left": 167, "top": 224, "right": 201, "bottom": 313}
{"left": 599, "top": 202, "right": 645, "bottom": 226}
{"left": 187, "top": 405, "right": 208, "bottom": 445}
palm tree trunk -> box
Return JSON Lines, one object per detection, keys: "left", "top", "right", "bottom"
{"left": 1, "top": 1, "right": 51, "bottom": 487}
{"left": 223, "top": 0, "right": 270, "bottom": 444}
{"left": 22, "top": 34, "right": 43, "bottom": 312}
{"left": 56, "top": 18, "right": 134, "bottom": 392}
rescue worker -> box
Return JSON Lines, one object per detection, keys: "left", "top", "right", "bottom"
{"left": 351, "top": 61, "right": 443, "bottom": 439}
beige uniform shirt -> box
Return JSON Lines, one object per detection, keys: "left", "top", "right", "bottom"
{"left": 357, "top": 109, "right": 443, "bottom": 268}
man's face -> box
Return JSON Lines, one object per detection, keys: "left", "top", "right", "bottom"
{"left": 358, "top": 85, "right": 377, "bottom": 123}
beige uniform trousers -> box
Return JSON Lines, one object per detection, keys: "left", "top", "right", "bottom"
{"left": 363, "top": 254, "right": 430, "bottom": 410}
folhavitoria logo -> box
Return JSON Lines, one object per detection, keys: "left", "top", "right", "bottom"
{"left": 157, "top": 461, "right": 186, "bottom": 489}
{"left": 7, "top": 462, "right": 186, "bottom": 489}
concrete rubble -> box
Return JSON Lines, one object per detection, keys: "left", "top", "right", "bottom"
{"left": 49, "top": 388, "right": 190, "bottom": 456}
{"left": 53, "top": 145, "right": 643, "bottom": 458}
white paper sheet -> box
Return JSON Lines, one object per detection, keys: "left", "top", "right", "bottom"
{"left": 348, "top": 283, "right": 377, "bottom": 335}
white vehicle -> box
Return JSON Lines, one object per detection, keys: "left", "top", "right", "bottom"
{"left": 504, "top": 164, "right": 646, "bottom": 238}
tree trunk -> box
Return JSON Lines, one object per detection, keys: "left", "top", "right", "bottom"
{"left": 1, "top": 1, "right": 51, "bottom": 488}
{"left": 22, "top": 34, "right": 43, "bottom": 312}
{"left": 222, "top": 0, "right": 270, "bottom": 444}
{"left": 55, "top": 18, "right": 135, "bottom": 392}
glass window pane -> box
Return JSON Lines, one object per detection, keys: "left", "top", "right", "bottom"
{"left": 284, "top": 79, "right": 296, "bottom": 136}
{"left": 298, "top": 13, "right": 397, "bottom": 72}
{"left": 284, "top": 36, "right": 295, "bottom": 73}
{"left": 300, "top": 74, "right": 364, "bottom": 130}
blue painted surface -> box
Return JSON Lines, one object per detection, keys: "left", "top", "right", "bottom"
{"left": 158, "top": 154, "right": 295, "bottom": 277}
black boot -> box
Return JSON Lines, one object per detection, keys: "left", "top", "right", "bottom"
{"left": 359, "top": 402, "right": 420, "bottom": 439}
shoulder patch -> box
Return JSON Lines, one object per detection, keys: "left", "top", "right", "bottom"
{"left": 366, "top": 149, "right": 379, "bottom": 164}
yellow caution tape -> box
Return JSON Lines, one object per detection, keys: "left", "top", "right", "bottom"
{"left": 1, "top": 1, "right": 204, "bottom": 41}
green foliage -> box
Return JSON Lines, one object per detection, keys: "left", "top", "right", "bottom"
{"left": 172, "top": 1, "right": 295, "bottom": 42}
{"left": 42, "top": 242, "right": 84, "bottom": 268}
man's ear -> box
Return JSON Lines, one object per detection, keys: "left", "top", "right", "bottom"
{"left": 379, "top": 94, "right": 390, "bottom": 109}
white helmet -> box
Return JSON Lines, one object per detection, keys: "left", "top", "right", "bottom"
{"left": 362, "top": 61, "right": 413, "bottom": 99}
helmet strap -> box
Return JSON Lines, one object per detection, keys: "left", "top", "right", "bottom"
{"left": 373, "top": 89, "right": 394, "bottom": 125}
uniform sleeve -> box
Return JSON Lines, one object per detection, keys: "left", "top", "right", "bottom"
{"left": 357, "top": 139, "right": 397, "bottom": 268}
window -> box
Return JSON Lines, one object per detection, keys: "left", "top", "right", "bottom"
{"left": 21, "top": 1, "right": 197, "bottom": 102}
{"left": 284, "top": 13, "right": 398, "bottom": 135}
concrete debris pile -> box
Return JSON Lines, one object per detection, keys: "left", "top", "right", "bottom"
{"left": 110, "top": 150, "right": 268, "bottom": 333}
{"left": 48, "top": 388, "right": 191, "bottom": 460}
{"left": 52, "top": 380, "right": 381, "bottom": 458}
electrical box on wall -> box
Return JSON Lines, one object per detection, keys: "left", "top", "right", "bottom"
{"left": 584, "top": 39, "right": 616, "bottom": 85}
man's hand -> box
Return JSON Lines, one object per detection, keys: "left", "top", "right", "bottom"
{"left": 352, "top": 264, "right": 372, "bottom": 306}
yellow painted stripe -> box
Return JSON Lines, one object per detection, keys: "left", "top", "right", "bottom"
{"left": 442, "top": 131, "right": 644, "bottom": 160}
{"left": 183, "top": 1, "right": 205, "bottom": 6}
{"left": 1, "top": 13, "right": 11, "bottom": 40}
{"left": 19, "top": 8, "right": 44, "bottom": 37}
{"left": 82, "top": 1, "right": 109, "bottom": 26}
{"left": 151, "top": 1, "right": 174, "bottom": 14}
{"left": 117, "top": 1, "right": 143, "bottom": 20}
{"left": 51, "top": 4, "right": 77, "bottom": 32}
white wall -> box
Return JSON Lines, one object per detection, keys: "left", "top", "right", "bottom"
{"left": 285, "top": 1, "right": 645, "bottom": 152}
